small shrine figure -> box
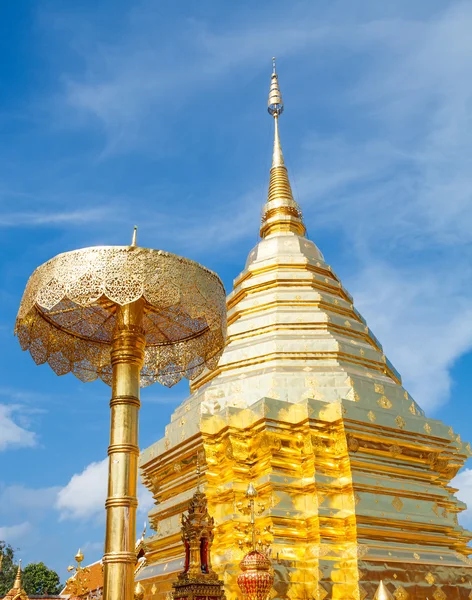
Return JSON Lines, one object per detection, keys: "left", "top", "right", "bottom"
{"left": 3, "top": 561, "right": 29, "bottom": 600}
{"left": 171, "top": 457, "right": 225, "bottom": 600}
{"left": 237, "top": 483, "right": 274, "bottom": 600}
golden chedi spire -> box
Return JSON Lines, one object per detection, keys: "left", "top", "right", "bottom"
{"left": 260, "top": 58, "right": 306, "bottom": 239}
{"left": 4, "top": 561, "right": 29, "bottom": 600}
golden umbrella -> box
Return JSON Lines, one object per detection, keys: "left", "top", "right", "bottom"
{"left": 15, "top": 233, "right": 227, "bottom": 600}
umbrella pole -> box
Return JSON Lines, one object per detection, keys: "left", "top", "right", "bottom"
{"left": 103, "top": 299, "right": 145, "bottom": 600}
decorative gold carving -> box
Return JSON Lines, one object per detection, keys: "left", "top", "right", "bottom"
{"left": 424, "top": 422, "right": 432, "bottom": 435}
{"left": 425, "top": 572, "right": 435, "bottom": 585}
{"left": 368, "top": 410, "right": 376, "bottom": 422}
{"left": 316, "top": 585, "right": 328, "bottom": 600}
{"left": 413, "top": 552, "right": 420, "bottom": 560}
{"left": 356, "top": 544, "right": 369, "bottom": 558}
{"left": 311, "top": 435, "right": 324, "bottom": 453}
{"left": 394, "top": 587, "right": 409, "bottom": 600}
{"left": 15, "top": 246, "right": 226, "bottom": 387}
{"left": 392, "top": 497, "right": 403, "bottom": 512}
{"left": 408, "top": 402, "right": 416, "bottom": 415}
{"left": 432, "top": 588, "right": 446, "bottom": 600}
{"left": 334, "top": 437, "right": 347, "bottom": 454}
{"left": 260, "top": 432, "right": 281, "bottom": 452}
{"left": 389, "top": 444, "right": 402, "bottom": 457}
{"left": 318, "top": 544, "right": 331, "bottom": 557}
{"left": 347, "top": 434, "right": 359, "bottom": 452}
{"left": 395, "top": 415, "right": 406, "bottom": 429}
{"left": 64, "top": 550, "right": 91, "bottom": 598}
{"left": 377, "top": 396, "right": 392, "bottom": 409}
{"left": 225, "top": 441, "right": 234, "bottom": 459}
{"left": 374, "top": 383, "right": 385, "bottom": 394}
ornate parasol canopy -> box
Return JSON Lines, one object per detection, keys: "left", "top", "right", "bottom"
{"left": 14, "top": 245, "right": 226, "bottom": 387}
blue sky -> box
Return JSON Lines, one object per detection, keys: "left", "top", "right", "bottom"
{"left": 1, "top": 0, "right": 472, "bottom": 580}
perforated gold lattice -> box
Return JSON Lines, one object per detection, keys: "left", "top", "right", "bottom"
{"left": 15, "top": 246, "right": 227, "bottom": 387}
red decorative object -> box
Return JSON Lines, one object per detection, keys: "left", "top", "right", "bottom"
{"left": 171, "top": 485, "right": 226, "bottom": 600}
{"left": 237, "top": 550, "right": 274, "bottom": 600}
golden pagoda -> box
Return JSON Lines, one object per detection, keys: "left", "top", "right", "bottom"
{"left": 3, "top": 563, "right": 28, "bottom": 600}
{"left": 139, "top": 60, "right": 472, "bottom": 599}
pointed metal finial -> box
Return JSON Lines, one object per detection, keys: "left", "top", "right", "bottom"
{"left": 373, "top": 580, "right": 394, "bottom": 600}
{"left": 13, "top": 560, "right": 22, "bottom": 589}
{"left": 268, "top": 58, "right": 284, "bottom": 117}
{"left": 75, "top": 548, "right": 84, "bottom": 566}
{"left": 131, "top": 226, "right": 138, "bottom": 247}
{"left": 267, "top": 59, "right": 284, "bottom": 167}
{"left": 260, "top": 58, "right": 306, "bottom": 238}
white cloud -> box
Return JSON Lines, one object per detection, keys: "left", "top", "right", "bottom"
{"left": 56, "top": 458, "right": 154, "bottom": 521}
{"left": 0, "top": 484, "right": 60, "bottom": 514}
{"left": 0, "top": 207, "right": 113, "bottom": 228}
{"left": 0, "top": 405, "right": 37, "bottom": 451}
{"left": 0, "top": 521, "right": 32, "bottom": 543}
{"left": 56, "top": 459, "right": 108, "bottom": 521}
{"left": 451, "top": 468, "right": 472, "bottom": 526}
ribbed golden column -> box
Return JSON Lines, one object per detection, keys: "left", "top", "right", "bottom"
{"left": 103, "top": 299, "right": 145, "bottom": 600}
